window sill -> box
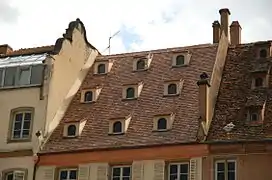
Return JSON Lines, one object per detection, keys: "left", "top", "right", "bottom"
{"left": 122, "top": 97, "right": 138, "bottom": 101}
{"left": 152, "top": 129, "right": 170, "bottom": 132}
{"left": 108, "top": 132, "right": 125, "bottom": 135}
{"left": 93, "top": 72, "right": 108, "bottom": 76}
{"left": 7, "top": 138, "right": 31, "bottom": 144}
{"left": 80, "top": 101, "right": 96, "bottom": 104}
{"left": 133, "top": 68, "right": 148, "bottom": 72}
{"left": 246, "top": 120, "right": 263, "bottom": 126}
{"left": 0, "top": 84, "right": 41, "bottom": 91}
{"left": 63, "top": 136, "right": 78, "bottom": 139}
{"left": 171, "top": 64, "right": 188, "bottom": 68}
{"left": 163, "top": 94, "right": 180, "bottom": 97}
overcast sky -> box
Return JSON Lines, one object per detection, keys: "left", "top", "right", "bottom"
{"left": 1, "top": 0, "right": 272, "bottom": 54}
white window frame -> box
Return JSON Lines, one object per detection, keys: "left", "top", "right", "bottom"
{"left": 17, "top": 66, "right": 32, "bottom": 85}
{"left": 5, "top": 170, "right": 26, "bottom": 180}
{"left": 215, "top": 159, "right": 237, "bottom": 180}
{"left": 111, "top": 165, "right": 131, "bottom": 180}
{"left": 11, "top": 111, "right": 32, "bottom": 140}
{"left": 168, "top": 162, "right": 189, "bottom": 180}
{"left": 59, "top": 168, "right": 78, "bottom": 180}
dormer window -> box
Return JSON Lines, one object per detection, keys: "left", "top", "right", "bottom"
{"left": 80, "top": 88, "right": 102, "bottom": 103}
{"left": 136, "top": 59, "right": 146, "bottom": 70}
{"left": 167, "top": 84, "right": 177, "bottom": 95}
{"left": 153, "top": 114, "right": 175, "bottom": 131}
{"left": 255, "top": 77, "right": 263, "bottom": 87}
{"left": 67, "top": 124, "right": 77, "bottom": 136}
{"left": 157, "top": 118, "right": 167, "bottom": 130}
{"left": 113, "top": 121, "right": 122, "bottom": 133}
{"left": 126, "top": 87, "right": 135, "bottom": 99}
{"left": 84, "top": 91, "right": 93, "bottom": 102}
{"left": 94, "top": 60, "right": 113, "bottom": 75}
{"left": 97, "top": 63, "right": 106, "bottom": 74}
{"left": 164, "top": 80, "right": 183, "bottom": 96}
{"left": 109, "top": 115, "right": 131, "bottom": 135}
{"left": 133, "top": 54, "right": 153, "bottom": 71}
{"left": 249, "top": 112, "right": 258, "bottom": 122}
{"left": 259, "top": 49, "right": 267, "bottom": 58}
{"left": 122, "top": 82, "right": 143, "bottom": 100}
{"left": 246, "top": 106, "right": 264, "bottom": 124}
{"left": 176, "top": 55, "right": 185, "bottom": 66}
{"left": 172, "top": 52, "right": 191, "bottom": 67}
{"left": 63, "top": 120, "right": 87, "bottom": 138}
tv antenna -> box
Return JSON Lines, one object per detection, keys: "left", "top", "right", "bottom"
{"left": 102, "top": 30, "right": 120, "bottom": 55}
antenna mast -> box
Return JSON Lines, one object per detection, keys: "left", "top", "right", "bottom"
{"left": 108, "top": 30, "right": 120, "bottom": 55}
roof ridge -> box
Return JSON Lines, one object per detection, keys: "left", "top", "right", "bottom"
{"left": 98, "top": 43, "right": 215, "bottom": 58}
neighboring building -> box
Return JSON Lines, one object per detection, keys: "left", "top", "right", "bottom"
{"left": 205, "top": 34, "right": 272, "bottom": 179}
{"left": 35, "top": 9, "right": 235, "bottom": 180}
{"left": 0, "top": 19, "right": 99, "bottom": 180}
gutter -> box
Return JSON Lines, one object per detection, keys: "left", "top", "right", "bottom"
{"left": 33, "top": 154, "right": 40, "bottom": 180}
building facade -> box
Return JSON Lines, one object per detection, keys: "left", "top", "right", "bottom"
{"left": 0, "top": 19, "right": 99, "bottom": 180}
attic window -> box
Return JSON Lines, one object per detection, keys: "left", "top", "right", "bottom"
{"left": 84, "top": 91, "right": 93, "bottom": 102}
{"left": 81, "top": 88, "right": 102, "bottom": 103}
{"left": 109, "top": 115, "right": 131, "bottom": 135}
{"left": 97, "top": 64, "right": 106, "bottom": 74}
{"left": 168, "top": 84, "right": 177, "bottom": 95}
{"left": 172, "top": 53, "right": 191, "bottom": 67}
{"left": 136, "top": 59, "right": 146, "bottom": 70}
{"left": 113, "top": 121, "right": 122, "bottom": 133}
{"left": 176, "top": 55, "right": 185, "bottom": 65}
{"left": 122, "top": 82, "right": 143, "bottom": 100}
{"left": 67, "top": 125, "right": 77, "bottom": 136}
{"left": 157, "top": 118, "right": 167, "bottom": 130}
{"left": 153, "top": 114, "right": 175, "bottom": 131}
{"left": 255, "top": 77, "right": 263, "bottom": 87}
{"left": 246, "top": 107, "right": 263, "bottom": 124}
{"left": 259, "top": 49, "right": 267, "bottom": 58}
{"left": 126, "top": 87, "right": 135, "bottom": 99}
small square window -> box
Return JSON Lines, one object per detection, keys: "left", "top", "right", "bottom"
{"left": 59, "top": 169, "right": 77, "bottom": 180}
{"left": 176, "top": 55, "right": 185, "bottom": 66}
{"left": 136, "top": 59, "right": 146, "bottom": 70}
{"left": 67, "top": 125, "right": 77, "bottom": 137}
{"left": 167, "top": 83, "right": 177, "bottom": 95}
{"left": 94, "top": 60, "right": 113, "bottom": 75}
{"left": 113, "top": 121, "right": 123, "bottom": 134}
{"left": 84, "top": 91, "right": 93, "bottom": 102}
{"left": 259, "top": 49, "right": 268, "bottom": 58}
{"left": 63, "top": 123, "right": 79, "bottom": 138}
{"left": 169, "top": 163, "right": 189, "bottom": 180}
{"left": 80, "top": 88, "right": 101, "bottom": 103}
{"left": 153, "top": 114, "right": 174, "bottom": 132}
{"left": 109, "top": 115, "right": 131, "bottom": 135}
{"left": 122, "top": 82, "right": 143, "bottom": 100}
{"left": 97, "top": 63, "right": 106, "bottom": 74}
{"left": 111, "top": 166, "right": 131, "bottom": 180}
{"left": 172, "top": 53, "right": 191, "bottom": 67}
{"left": 157, "top": 118, "right": 167, "bottom": 130}
{"left": 126, "top": 87, "right": 135, "bottom": 99}
{"left": 164, "top": 80, "right": 183, "bottom": 96}
{"left": 215, "top": 160, "right": 236, "bottom": 180}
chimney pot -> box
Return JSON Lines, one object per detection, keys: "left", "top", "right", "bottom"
{"left": 212, "top": 20, "right": 221, "bottom": 43}
{"left": 230, "top": 21, "right": 242, "bottom": 45}
{"left": 219, "top": 8, "right": 231, "bottom": 40}
{"left": 0, "top": 44, "right": 13, "bottom": 55}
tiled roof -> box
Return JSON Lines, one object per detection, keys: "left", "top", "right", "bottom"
{"left": 41, "top": 43, "right": 219, "bottom": 153}
{"left": 208, "top": 42, "right": 272, "bottom": 141}
{"left": 6, "top": 45, "right": 54, "bottom": 56}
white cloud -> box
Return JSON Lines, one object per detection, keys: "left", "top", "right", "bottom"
{"left": 0, "top": 0, "right": 272, "bottom": 54}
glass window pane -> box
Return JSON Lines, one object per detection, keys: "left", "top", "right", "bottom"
{"left": 97, "top": 64, "right": 106, "bottom": 74}
{"left": 122, "top": 167, "right": 130, "bottom": 176}
{"left": 13, "top": 130, "right": 21, "bottom": 138}
{"left": 6, "top": 173, "right": 14, "bottom": 180}
{"left": 228, "top": 172, "right": 235, "bottom": 180}
{"left": 170, "top": 165, "right": 178, "bottom": 174}
{"left": 217, "top": 162, "right": 225, "bottom": 171}
{"left": 60, "top": 171, "right": 67, "bottom": 180}
{"left": 0, "top": 69, "right": 3, "bottom": 86}
{"left": 126, "top": 88, "right": 135, "bottom": 98}
{"left": 23, "top": 121, "right": 30, "bottom": 129}
{"left": 180, "top": 164, "right": 188, "bottom": 173}
{"left": 122, "top": 178, "right": 129, "bottom": 180}
{"left": 112, "top": 178, "right": 119, "bottom": 180}
{"left": 157, "top": 118, "right": 167, "bottom": 130}
{"left": 217, "top": 172, "right": 225, "bottom": 180}
{"left": 227, "top": 162, "right": 235, "bottom": 171}
{"left": 18, "top": 67, "right": 31, "bottom": 85}
{"left": 15, "top": 113, "right": 23, "bottom": 122}
{"left": 22, "top": 130, "right": 29, "bottom": 137}
{"left": 30, "top": 65, "right": 44, "bottom": 84}
{"left": 4, "top": 67, "right": 17, "bottom": 86}
{"left": 112, "top": 168, "right": 120, "bottom": 176}
{"left": 180, "top": 174, "right": 188, "bottom": 180}
{"left": 24, "top": 113, "right": 32, "bottom": 121}
{"left": 168, "top": 84, "right": 177, "bottom": 94}
{"left": 170, "top": 174, "right": 177, "bottom": 180}
{"left": 69, "top": 170, "right": 77, "bottom": 179}
{"left": 113, "top": 121, "right": 122, "bottom": 133}
{"left": 14, "top": 172, "right": 25, "bottom": 180}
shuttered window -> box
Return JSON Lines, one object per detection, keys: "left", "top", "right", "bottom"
{"left": 59, "top": 169, "right": 77, "bottom": 180}
{"left": 111, "top": 166, "right": 131, "bottom": 180}
{"left": 215, "top": 160, "right": 236, "bottom": 180}
{"left": 169, "top": 163, "right": 189, "bottom": 180}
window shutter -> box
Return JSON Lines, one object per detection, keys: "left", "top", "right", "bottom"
{"left": 190, "top": 158, "right": 202, "bottom": 180}
{"left": 78, "top": 164, "right": 90, "bottom": 180}
{"left": 132, "top": 161, "right": 144, "bottom": 180}
{"left": 42, "top": 166, "right": 55, "bottom": 180}
{"left": 14, "top": 171, "right": 25, "bottom": 180}
{"left": 153, "top": 160, "right": 165, "bottom": 180}
{"left": 96, "top": 163, "right": 108, "bottom": 180}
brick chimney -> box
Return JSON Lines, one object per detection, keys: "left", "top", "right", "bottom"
{"left": 0, "top": 44, "right": 13, "bottom": 55}
{"left": 197, "top": 72, "right": 211, "bottom": 124}
{"left": 219, "top": 8, "right": 231, "bottom": 40}
{"left": 230, "top": 21, "right": 241, "bottom": 45}
{"left": 212, "top": 20, "right": 220, "bottom": 43}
